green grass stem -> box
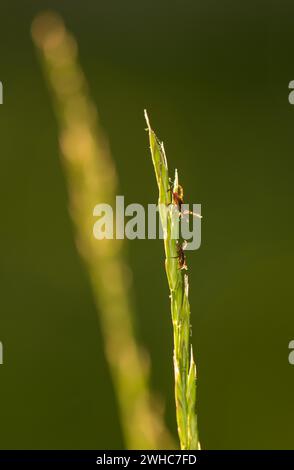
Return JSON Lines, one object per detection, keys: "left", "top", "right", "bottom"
{"left": 145, "top": 110, "right": 200, "bottom": 450}
{"left": 31, "top": 12, "right": 174, "bottom": 449}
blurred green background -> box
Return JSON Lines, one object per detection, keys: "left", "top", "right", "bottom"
{"left": 0, "top": 0, "right": 294, "bottom": 449}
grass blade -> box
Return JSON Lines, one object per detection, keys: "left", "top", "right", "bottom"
{"left": 31, "top": 12, "right": 174, "bottom": 449}
{"left": 145, "top": 110, "right": 200, "bottom": 450}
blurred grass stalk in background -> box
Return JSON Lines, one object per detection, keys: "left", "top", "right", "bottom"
{"left": 31, "top": 12, "right": 173, "bottom": 449}
{"left": 145, "top": 112, "right": 200, "bottom": 450}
